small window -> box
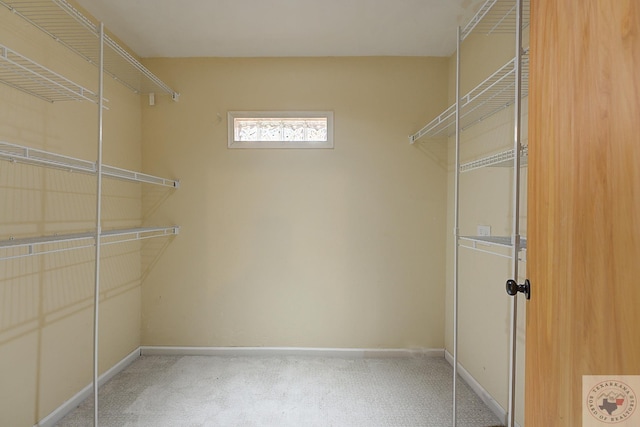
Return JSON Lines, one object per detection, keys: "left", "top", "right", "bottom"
{"left": 228, "top": 111, "right": 334, "bottom": 149}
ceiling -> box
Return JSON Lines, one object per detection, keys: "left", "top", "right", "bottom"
{"left": 74, "top": 0, "right": 484, "bottom": 58}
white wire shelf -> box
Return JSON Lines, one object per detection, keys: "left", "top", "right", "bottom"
{"left": 462, "top": 0, "right": 530, "bottom": 40}
{"left": 460, "top": 145, "right": 528, "bottom": 172}
{"left": 0, "top": 141, "right": 180, "bottom": 188}
{"left": 0, "top": 226, "right": 179, "bottom": 261}
{"left": 459, "top": 235, "right": 527, "bottom": 259}
{"left": 410, "top": 53, "right": 529, "bottom": 143}
{"left": 0, "top": 43, "right": 100, "bottom": 103}
{"left": 0, "top": 0, "right": 179, "bottom": 100}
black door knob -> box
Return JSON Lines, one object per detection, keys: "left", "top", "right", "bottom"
{"left": 506, "top": 279, "right": 531, "bottom": 300}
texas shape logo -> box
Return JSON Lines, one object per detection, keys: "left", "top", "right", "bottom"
{"left": 585, "top": 379, "right": 637, "bottom": 424}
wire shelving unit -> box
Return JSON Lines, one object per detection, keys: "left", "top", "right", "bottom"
{"left": 0, "top": 140, "right": 180, "bottom": 261}
{"left": 0, "top": 141, "right": 180, "bottom": 188}
{"left": 460, "top": 144, "right": 528, "bottom": 172}
{"left": 0, "top": 226, "right": 179, "bottom": 261}
{"left": 409, "top": 0, "right": 530, "bottom": 144}
{"left": 461, "top": 0, "right": 530, "bottom": 40}
{"left": 412, "top": 1, "right": 530, "bottom": 426}
{"left": 458, "top": 235, "right": 527, "bottom": 259}
{"left": 0, "top": 43, "right": 99, "bottom": 103}
{"left": 410, "top": 54, "right": 529, "bottom": 142}
{"left": 1, "top": 5, "right": 180, "bottom": 425}
{"left": 0, "top": 0, "right": 179, "bottom": 100}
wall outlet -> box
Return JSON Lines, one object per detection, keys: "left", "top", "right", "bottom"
{"left": 477, "top": 225, "right": 491, "bottom": 236}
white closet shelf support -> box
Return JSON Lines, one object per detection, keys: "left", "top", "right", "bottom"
{"left": 0, "top": 226, "right": 179, "bottom": 261}
{"left": 410, "top": 53, "right": 529, "bottom": 143}
{"left": 0, "top": 43, "right": 99, "bottom": 103}
{"left": 0, "top": 0, "right": 179, "bottom": 99}
{"left": 460, "top": 145, "right": 528, "bottom": 172}
{"left": 0, "top": 141, "right": 180, "bottom": 188}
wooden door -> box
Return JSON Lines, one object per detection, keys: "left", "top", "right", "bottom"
{"left": 526, "top": 1, "right": 640, "bottom": 425}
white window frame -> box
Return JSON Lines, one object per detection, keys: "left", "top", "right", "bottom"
{"left": 227, "top": 111, "right": 334, "bottom": 149}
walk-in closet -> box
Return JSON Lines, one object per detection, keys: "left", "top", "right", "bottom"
{"left": 2, "top": 0, "right": 639, "bottom": 426}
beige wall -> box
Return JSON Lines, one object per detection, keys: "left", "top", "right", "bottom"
{"left": 443, "top": 31, "right": 528, "bottom": 424}
{"left": 140, "top": 56, "right": 450, "bottom": 349}
{"left": 0, "top": 6, "right": 143, "bottom": 426}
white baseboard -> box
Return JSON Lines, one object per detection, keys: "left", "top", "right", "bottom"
{"left": 34, "top": 347, "right": 141, "bottom": 427}
{"left": 445, "top": 350, "right": 522, "bottom": 427}
{"left": 140, "top": 346, "right": 445, "bottom": 359}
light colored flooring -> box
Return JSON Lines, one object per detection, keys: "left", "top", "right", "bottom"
{"left": 56, "top": 355, "right": 503, "bottom": 427}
